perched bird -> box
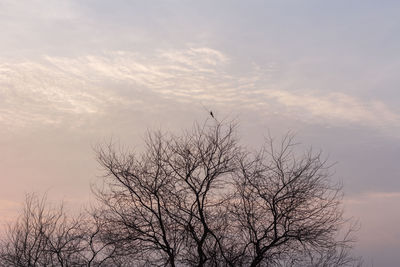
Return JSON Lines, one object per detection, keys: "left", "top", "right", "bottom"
{"left": 210, "top": 111, "right": 214, "bottom": 118}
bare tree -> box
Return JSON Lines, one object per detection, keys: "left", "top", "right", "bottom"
{"left": 94, "top": 122, "right": 239, "bottom": 266}
{"left": 0, "top": 194, "right": 117, "bottom": 267}
{"left": 0, "top": 194, "right": 81, "bottom": 266}
{"left": 0, "top": 121, "right": 360, "bottom": 266}
{"left": 94, "top": 120, "right": 361, "bottom": 266}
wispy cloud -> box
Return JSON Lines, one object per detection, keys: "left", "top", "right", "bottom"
{"left": 0, "top": 61, "right": 104, "bottom": 128}
{"left": 345, "top": 191, "right": 400, "bottom": 205}
{"left": 264, "top": 90, "right": 400, "bottom": 128}
{"left": 1, "top": 47, "right": 398, "bottom": 134}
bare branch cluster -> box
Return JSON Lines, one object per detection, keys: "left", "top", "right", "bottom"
{"left": 0, "top": 194, "right": 117, "bottom": 267}
{"left": 0, "top": 120, "right": 361, "bottom": 266}
{"left": 93, "top": 121, "right": 361, "bottom": 266}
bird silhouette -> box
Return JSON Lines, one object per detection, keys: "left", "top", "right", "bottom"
{"left": 210, "top": 111, "right": 214, "bottom": 118}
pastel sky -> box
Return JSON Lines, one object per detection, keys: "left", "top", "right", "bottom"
{"left": 1, "top": 1, "right": 400, "bottom": 265}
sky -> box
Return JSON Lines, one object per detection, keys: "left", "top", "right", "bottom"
{"left": 0, "top": 0, "right": 399, "bottom": 265}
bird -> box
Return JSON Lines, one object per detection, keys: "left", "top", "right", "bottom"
{"left": 210, "top": 111, "right": 214, "bottom": 118}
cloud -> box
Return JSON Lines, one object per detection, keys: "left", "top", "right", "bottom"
{"left": 345, "top": 191, "right": 400, "bottom": 205}
{"left": 0, "top": 47, "right": 399, "bottom": 135}
{"left": 264, "top": 90, "right": 400, "bottom": 129}
{"left": 0, "top": 61, "right": 103, "bottom": 129}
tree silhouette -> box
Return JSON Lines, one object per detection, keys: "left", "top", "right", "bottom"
{"left": 93, "top": 120, "right": 361, "bottom": 266}
{"left": 0, "top": 120, "right": 360, "bottom": 266}
{"left": 0, "top": 194, "right": 117, "bottom": 267}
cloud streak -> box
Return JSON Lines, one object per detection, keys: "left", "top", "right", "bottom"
{"left": 1, "top": 47, "right": 398, "bottom": 135}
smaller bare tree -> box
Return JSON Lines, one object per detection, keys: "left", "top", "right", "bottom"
{"left": 0, "top": 194, "right": 82, "bottom": 266}
{"left": 0, "top": 194, "right": 117, "bottom": 267}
